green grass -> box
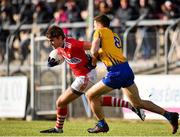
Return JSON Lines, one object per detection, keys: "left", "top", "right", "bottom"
{"left": 0, "top": 118, "right": 179, "bottom": 136}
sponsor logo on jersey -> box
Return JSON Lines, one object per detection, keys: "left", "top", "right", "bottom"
{"left": 64, "top": 42, "right": 72, "bottom": 48}
{"left": 64, "top": 57, "right": 81, "bottom": 64}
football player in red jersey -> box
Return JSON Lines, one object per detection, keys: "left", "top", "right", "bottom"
{"left": 40, "top": 25, "right": 145, "bottom": 133}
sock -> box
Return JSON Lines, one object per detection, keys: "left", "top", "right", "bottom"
{"left": 55, "top": 107, "right": 67, "bottom": 130}
{"left": 164, "top": 111, "right": 172, "bottom": 121}
{"left": 101, "top": 96, "right": 132, "bottom": 109}
{"left": 98, "top": 119, "right": 106, "bottom": 127}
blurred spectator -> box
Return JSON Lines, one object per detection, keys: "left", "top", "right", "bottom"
{"left": 0, "top": 0, "right": 178, "bottom": 64}
{"left": 65, "top": 0, "right": 82, "bottom": 22}
{"left": 34, "top": 1, "right": 54, "bottom": 24}
{"left": 94, "top": 0, "right": 116, "bottom": 19}
{"left": 115, "top": 0, "right": 138, "bottom": 60}
{"left": 65, "top": 0, "right": 85, "bottom": 39}
{"left": 54, "top": 4, "right": 69, "bottom": 35}
{"left": 107, "top": 0, "right": 119, "bottom": 12}
{"left": 115, "top": 0, "right": 138, "bottom": 31}
{"left": 138, "top": 0, "right": 154, "bottom": 19}
{"left": 0, "top": 0, "right": 15, "bottom": 63}
{"left": 19, "top": 30, "right": 31, "bottom": 65}
{"left": 148, "top": 0, "right": 164, "bottom": 18}
{"left": 94, "top": 0, "right": 102, "bottom": 16}
{"left": 160, "top": 0, "right": 179, "bottom": 20}
{"left": 11, "top": 0, "right": 32, "bottom": 24}
{"left": 159, "top": 1, "right": 179, "bottom": 55}
{"left": 98, "top": 1, "right": 115, "bottom": 21}
{"left": 0, "top": 29, "right": 9, "bottom": 63}
{"left": 0, "top": 0, "right": 16, "bottom": 26}
{"left": 106, "top": 0, "right": 114, "bottom": 10}
{"left": 19, "top": 3, "right": 34, "bottom": 24}
{"left": 11, "top": 0, "right": 22, "bottom": 14}
{"left": 137, "top": 0, "right": 156, "bottom": 59}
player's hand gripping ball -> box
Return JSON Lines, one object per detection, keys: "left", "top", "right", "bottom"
{"left": 48, "top": 49, "right": 64, "bottom": 67}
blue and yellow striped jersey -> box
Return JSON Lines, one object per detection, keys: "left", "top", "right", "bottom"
{"left": 93, "top": 28, "right": 126, "bottom": 67}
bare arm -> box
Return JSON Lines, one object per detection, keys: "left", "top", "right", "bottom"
{"left": 90, "top": 37, "right": 101, "bottom": 66}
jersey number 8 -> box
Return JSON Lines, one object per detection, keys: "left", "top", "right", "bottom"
{"left": 114, "top": 36, "right": 121, "bottom": 49}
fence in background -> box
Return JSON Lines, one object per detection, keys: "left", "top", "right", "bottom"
{"left": 0, "top": 18, "right": 180, "bottom": 119}
{"left": 30, "top": 35, "right": 93, "bottom": 119}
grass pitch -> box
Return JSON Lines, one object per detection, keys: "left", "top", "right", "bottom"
{"left": 0, "top": 118, "right": 179, "bottom": 136}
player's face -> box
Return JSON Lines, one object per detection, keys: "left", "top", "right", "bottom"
{"left": 94, "top": 21, "right": 101, "bottom": 30}
{"left": 48, "top": 36, "right": 64, "bottom": 49}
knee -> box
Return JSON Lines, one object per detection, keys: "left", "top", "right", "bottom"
{"left": 56, "top": 97, "right": 64, "bottom": 108}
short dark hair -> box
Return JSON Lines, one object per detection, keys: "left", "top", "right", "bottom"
{"left": 46, "top": 25, "right": 65, "bottom": 39}
{"left": 94, "top": 14, "right": 110, "bottom": 27}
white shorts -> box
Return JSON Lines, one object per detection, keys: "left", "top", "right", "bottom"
{"left": 71, "top": 69, "right": 97, "bottom": 93}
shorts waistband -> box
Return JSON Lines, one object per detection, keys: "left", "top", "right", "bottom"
{"left": 107, "top": 62, "right": 128, "bottom": 71}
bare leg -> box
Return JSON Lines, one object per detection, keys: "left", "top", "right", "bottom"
{"left": 40, "top": 87, "right": 81, "bottom": 133}
{"left": 87, "top": 81, "right": 113, "bottom": 120}
{"left": 86, "top": 81, "right": 113, "bottom": 133}
{"left": 56, "top": 87, "right": 80, "bottom": 108}
{"left": 122, "top": 83, "right": 165, "bottom": 115}
{"left": 123, "top": 83, "right": 179, "bottom": 134}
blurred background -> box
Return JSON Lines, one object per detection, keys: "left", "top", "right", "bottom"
{"left": 0, "top": 0, "right": 180, "bottom": 120}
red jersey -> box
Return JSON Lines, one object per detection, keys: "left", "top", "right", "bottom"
{"left": 56, "top": 37, "right": 90, "bottom": 76}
